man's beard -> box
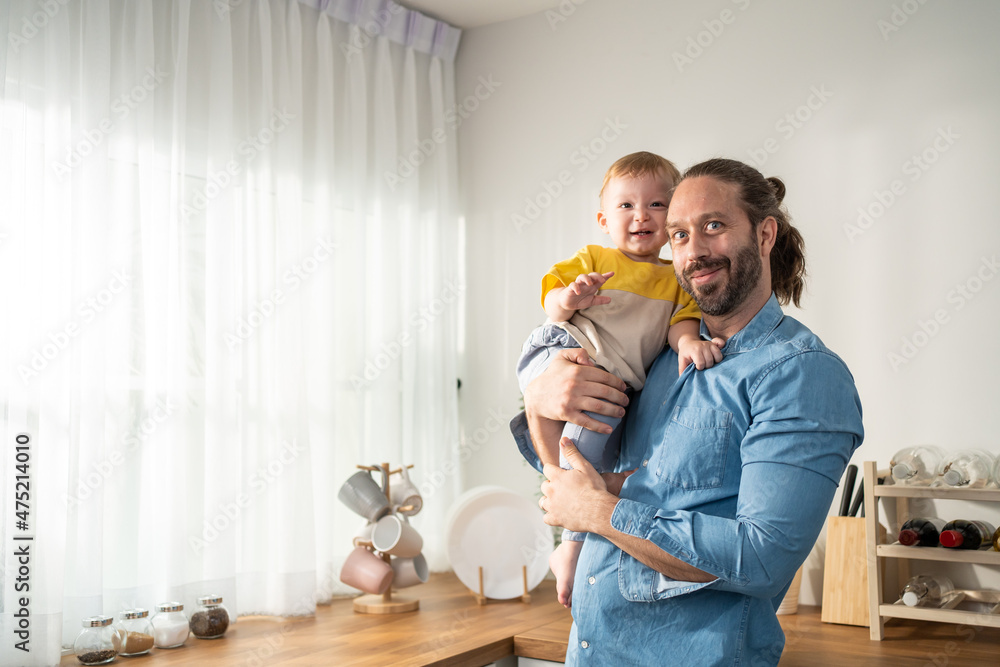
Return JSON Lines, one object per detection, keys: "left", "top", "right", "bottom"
{"left": 677, "top": 242, "right": 762, "bottom": 317}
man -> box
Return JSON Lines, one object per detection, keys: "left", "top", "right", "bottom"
{"left": 511, "top": 158, "right": 863, "bottom": 665}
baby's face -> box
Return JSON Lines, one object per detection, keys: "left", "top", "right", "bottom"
{"left": 598, "top": 173, "right": 672, "bottom": 264}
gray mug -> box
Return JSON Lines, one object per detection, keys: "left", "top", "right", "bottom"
{"left": 338, "top": 467, "right": 391, "bottom": 522}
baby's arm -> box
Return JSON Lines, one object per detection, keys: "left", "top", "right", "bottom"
{"left": 543, "top": 271, "right": 615, "bottom": 322}
{"left": 668, "top": 319, "right": 724, "bottom": 375}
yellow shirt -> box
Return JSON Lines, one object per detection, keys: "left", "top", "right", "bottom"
{"left": 542, "top": 245, "right": 700, "bottom": 389}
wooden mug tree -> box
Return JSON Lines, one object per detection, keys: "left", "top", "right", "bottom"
{"left": 352, "top": 462, "right": 420, "bottom": 614}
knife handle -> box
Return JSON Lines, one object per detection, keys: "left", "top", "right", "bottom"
{"left": 839, "top": 465, "right": 858, "bottom": 516}
{"left": 848, "top": 482, "right": 864, "bottom": 517}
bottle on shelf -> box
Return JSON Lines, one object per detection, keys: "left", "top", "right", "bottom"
{"left": 890, "top": 445, "right": 944, "bottom": 486}
{"left": 899, "top": 574, "right": 954, "bottom": 607}
{"left": 939, "top": 519, "right": 997, "bottom": 549}
{"left": 937, "top": 449, "right": 996, "bottom": 488}
{"left": 897, "top": 517, "right": 946, "bottom": 546}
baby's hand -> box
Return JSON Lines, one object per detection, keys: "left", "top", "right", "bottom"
{"left": 601, "top": 469, "right": 637, "bottom": 497}
{"left": 677, "top": 337, "right": 724, "bottom": 376}
{"left": 559, "top": 271, "right": 615, "bottom": 311}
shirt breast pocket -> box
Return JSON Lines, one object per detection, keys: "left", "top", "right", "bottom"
{"left": 653, "top": 406, "right": 732, "bottom": 490}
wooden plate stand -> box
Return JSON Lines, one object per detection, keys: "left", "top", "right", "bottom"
{"left": 352, "top": 462, "right": 420, "bottom": 615}
{"left": 473, "top": 565, "right": 531, "bottom": 605}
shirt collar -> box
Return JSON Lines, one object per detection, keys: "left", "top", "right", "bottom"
{"left": 699, "top": 293, "right": 784, "bottom": 353}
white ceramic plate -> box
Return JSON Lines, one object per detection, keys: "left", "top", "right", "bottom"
{"left": 445, "top": 485, "right": 554, "bottom": 600}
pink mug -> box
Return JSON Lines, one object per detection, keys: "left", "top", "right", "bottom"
{"left": 339, "top": 546, "right": 393, "bottom": 595}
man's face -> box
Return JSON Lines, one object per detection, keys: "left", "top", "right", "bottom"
{"left": 666, "top": 176, "right": 763, "bottom": 317}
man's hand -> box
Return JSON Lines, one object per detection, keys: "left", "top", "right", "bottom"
{"left": 538, "top": 438, "right": 715, "bottom": 582}
{"left": 540, "top": 438, "right": 618, "bottom": 534}
{"left": 524, "top": 347, "right": 628, "bottom": 435}
{"left": 543, "top": 441, "right": 716, "bottom": 584}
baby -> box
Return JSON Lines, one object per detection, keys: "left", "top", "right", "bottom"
{"left": 516, "top": 151, "right": 722, "bottom": 607}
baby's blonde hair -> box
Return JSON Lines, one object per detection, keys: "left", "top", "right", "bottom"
{"left": 599, "top": 151, "right": 682, "bottom": 204}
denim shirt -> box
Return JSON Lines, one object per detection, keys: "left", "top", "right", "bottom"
{"left": 511, "top": 295, "right": 863, "bottom": 666}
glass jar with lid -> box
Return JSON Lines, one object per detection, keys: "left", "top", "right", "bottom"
{"left": 114, "top": 608, "right": 155, "bottom": 656}
{"left": 73, "top": 616, "right": 118, "bottom": 665}
{"left": 151, "top": 601, "right": 190, "bottom": 648}
{"left": 190, "top": 595, "right": 230, "bottom": 639}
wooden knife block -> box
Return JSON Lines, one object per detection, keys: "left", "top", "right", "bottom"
{"left": 821, "top": 516, "right": 884, "bottom": 626}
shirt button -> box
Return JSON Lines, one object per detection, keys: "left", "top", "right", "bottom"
{"left": 588, "top": 576, "right": 596, "bottom": 585}
{"left": 581, "top": 641, "right": 589, "bottom": 649}
{"left": 641, "top": 459, "right": 648, "bottom": 467}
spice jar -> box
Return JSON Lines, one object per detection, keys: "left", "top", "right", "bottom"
{"left": 190, "top": 595, "right": 230, "bottom": 639}
{"left": 151, "top": 601, "right": 190, "bottom": 648}
{"left": 73, "top": 616, "right": 118, "bottom": 665}
{"left": 114, "top": 608, "right": 155, "bottom": 656}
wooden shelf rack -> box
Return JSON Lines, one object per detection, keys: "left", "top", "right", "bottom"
{"left": 863, "top": 460, "right": 1000, "bottom": 639}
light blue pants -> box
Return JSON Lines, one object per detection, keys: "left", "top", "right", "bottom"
{"left": 516, "top": 323, "right": 626, "bottom": 542}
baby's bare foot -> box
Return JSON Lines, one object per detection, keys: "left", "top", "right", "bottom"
{"left": 549, "top": 540, "right": 584, "bottom": 608}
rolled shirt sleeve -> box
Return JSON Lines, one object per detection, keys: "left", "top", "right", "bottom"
{"left": 610, "top": 348, "right": 863, "bottom": 600}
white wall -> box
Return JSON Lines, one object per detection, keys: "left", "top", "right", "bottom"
{"left": 453, "top": 0, "right": 1000, "bottom": 603}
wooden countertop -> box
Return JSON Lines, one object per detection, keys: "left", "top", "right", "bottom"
{"left": 59, "top": 576, "right": 1000, "bottom": 666}
{"left": 60, "top": 573, "right": 571, "bottom": 666}
{"left": 513, "top": 616, "right": 573, "bottom": 662}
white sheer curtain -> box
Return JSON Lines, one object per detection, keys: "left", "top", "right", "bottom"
{"left": 0, "top": 0, "right": 462, "bottom": 662}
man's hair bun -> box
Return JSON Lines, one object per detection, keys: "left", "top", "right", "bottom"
{"left": 767, "top": 177, "right": 786, "bottom": 205}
